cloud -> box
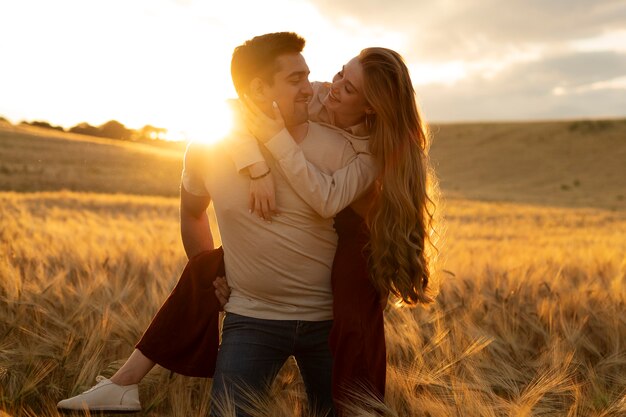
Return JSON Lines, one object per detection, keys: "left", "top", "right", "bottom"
{"left": 309, "top": 0, "right": 626, "bottom": 61}
{"left": 2, "top": 0, "right": 624, "bottom": 125}
{"left": 416, "top": 51, "right": 626, "bottom": 121}
{"left": 420, "top": 81, "right": 626, "bottom": 122}
{"left": 307, "top": 0, "right": 626, "bottom": 121}
{"left": 535, "top": 51, "right": 626, "bottom": 88}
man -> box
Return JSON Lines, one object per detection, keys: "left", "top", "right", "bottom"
{"left": 181, "top": 32, "right": 373, "bottom": 416}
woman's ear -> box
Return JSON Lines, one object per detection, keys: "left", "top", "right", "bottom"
{"left": 365, "top": 106, "right": 376, "bottom": 115}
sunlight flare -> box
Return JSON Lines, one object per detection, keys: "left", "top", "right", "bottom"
{"left": 183, "top": 100, "right": 235, "bottom": 145}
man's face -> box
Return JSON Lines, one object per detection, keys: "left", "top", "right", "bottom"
{"left": 262, "top": 53, "right": 313, "bottom": 127}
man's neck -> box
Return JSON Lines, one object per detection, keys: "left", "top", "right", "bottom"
{"left": 286, "top": 122, "right": 309, "bottom": 144}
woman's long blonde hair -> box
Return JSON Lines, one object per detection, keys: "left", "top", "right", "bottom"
{"left": 360, "top": 47, "right": 438, "bottom": 305}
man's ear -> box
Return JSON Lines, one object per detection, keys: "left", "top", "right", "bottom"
{"left": 248, "top": 78, "right": 266, "bottom": 101}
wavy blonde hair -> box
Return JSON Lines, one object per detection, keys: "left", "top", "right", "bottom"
{"left": 360, "top": 47, "right": 439, "bottom": 305}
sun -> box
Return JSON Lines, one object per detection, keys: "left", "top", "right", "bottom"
{"left": 162, "top": 99, "right": 235, "bottom": 144}
{"left": 191, "top": 100, "right": 236, "bottom": 145}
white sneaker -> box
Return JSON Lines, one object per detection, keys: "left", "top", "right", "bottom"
{"left": 57, "top": 376, "right": 141, "bottom": 413}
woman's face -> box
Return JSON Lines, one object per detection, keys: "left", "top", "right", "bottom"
{"left": 323, "top": 56, "right": 370, "bottom": 121}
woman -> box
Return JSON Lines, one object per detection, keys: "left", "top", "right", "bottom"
{"left": 241, "top": 47, "right": 437, "bottom": 411}
{"left": 57, "top": 47, "right": 437, "bottom": 414}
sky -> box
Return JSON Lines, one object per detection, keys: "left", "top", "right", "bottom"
{"left": 1, "top": 0, "right": 625, "bottom": 141}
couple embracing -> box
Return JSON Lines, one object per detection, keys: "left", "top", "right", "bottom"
{"left": 58, "top": 31, "right": 437, "bottom": 417}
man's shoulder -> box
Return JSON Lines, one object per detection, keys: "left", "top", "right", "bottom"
{"left": 183, "top": 140, "right": 230, "bottom": 175}
{"left": 308, "top": 121, "right": 349, "bottom": 143}
{"left": 303, "top": 122, "right": 360, "bottom": 171}
{"left": 185, "top": 139, "right": 226, "bottom": 158}
{"left": 307, "top": 121, "right": 371, "bottom": 153}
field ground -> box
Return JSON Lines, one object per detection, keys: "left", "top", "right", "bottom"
{"left": 2, "top": 119, "right": 625, "bottom": 210}
{"left": 0, "top": 121, "right": 625, "bottom": 416}
{"left": 430, "top": 119, "right": 626, "bottom": 211}
{"left": 0, "top": 124, "right": 183, "bottom": 196}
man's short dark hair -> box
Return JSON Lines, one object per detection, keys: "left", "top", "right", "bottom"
{"left": 231, "top": 32, "right": 305, "bottom": 97}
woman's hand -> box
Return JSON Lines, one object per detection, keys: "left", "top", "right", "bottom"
{"left": 213, "top": 276, "right": 231, "bottom": 309}
{"left": 248, "top": 161, "right": 278, "bottom": 221}
{"left": 241, "top": 96, "right": 285, "bottom": 143}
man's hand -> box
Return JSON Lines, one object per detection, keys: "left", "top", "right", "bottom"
{"left": 213, "top": 276, "right": 231, "bottom": 309}
{"left": 241, "top": 96, "right": 285, "bottom": 143}
{"left": 248, "top": 161, "right": 278, "bottom": 221}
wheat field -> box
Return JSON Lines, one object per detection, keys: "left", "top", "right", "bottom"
{"left": 0, "top": 123, "right": 625, "bottom": 416}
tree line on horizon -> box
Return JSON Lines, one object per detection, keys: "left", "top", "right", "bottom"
{"left": 0, "top": 115, "right": 170, "bottom": 142}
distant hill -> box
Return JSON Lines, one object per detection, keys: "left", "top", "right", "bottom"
{"left": 430, "top": 119, "right": 626, "bottom": 210}
{"left": 1, "top": 119, "right": 625, "bottom": 210}
{"left": 0, "top": 124, "right": 184, "bottom": 196}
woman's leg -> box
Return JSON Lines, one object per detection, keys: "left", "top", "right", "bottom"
{"left": 330, "top": 210, "right": 386, "bottom": 414}
{"left": 110, "top": 349, "right": 156, "bottom": 386}
{"left": 58, "top": 248, "right": 225, "bottom": 412}
{"left": 329, "top": 263, "right": 386, "bottom": 404}
{"left": 56, "top": 349, "right": 149, "bottom": 411}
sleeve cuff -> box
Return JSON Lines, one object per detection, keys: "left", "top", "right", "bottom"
{"left": 231, "top": 146, "right": 266, "bottom": 172}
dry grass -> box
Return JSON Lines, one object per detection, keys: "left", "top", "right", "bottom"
{"left": 1, "top": 122, "right": 625, "bottom": 416}
{"left": 0, "top": 191, "right": 624, "bottom": 416}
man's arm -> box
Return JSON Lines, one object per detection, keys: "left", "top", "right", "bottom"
{"left": 180, "top": 143, "right": 215, "bottom": 259}
{"left": 180, "top": 185, "right": 213, "bottom": 259}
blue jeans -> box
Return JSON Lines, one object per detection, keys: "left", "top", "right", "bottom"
{"left": 210, "top": 312, "right": 334, "bottom": 417}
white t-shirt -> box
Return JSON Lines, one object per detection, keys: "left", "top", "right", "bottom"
{"left": 182, "top": 122, "right": 367, "bottom": 320}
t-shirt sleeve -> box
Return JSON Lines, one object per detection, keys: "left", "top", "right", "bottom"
{"left": 181, "top": 142, "right": 210, "bottom": 196}
{"left": 264, "top": 128, "right": 377, "bottom": 218}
